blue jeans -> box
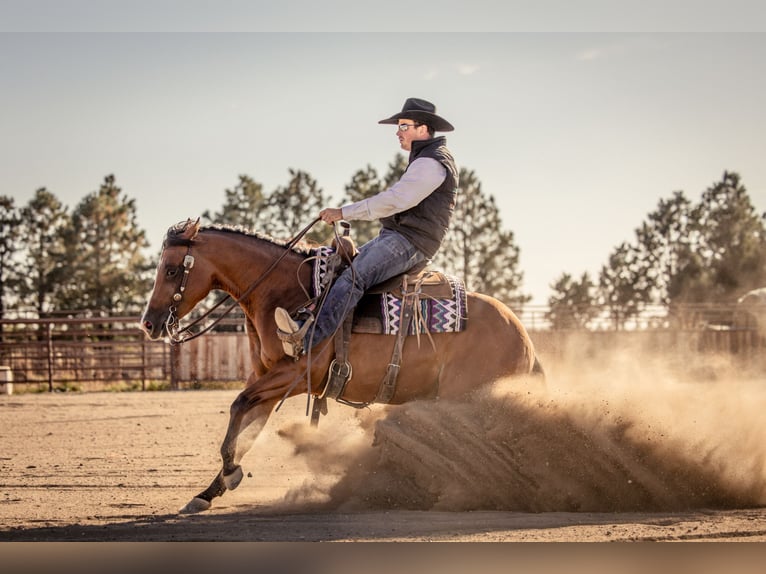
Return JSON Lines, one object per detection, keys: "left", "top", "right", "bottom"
{"left": 306, "top": 228, "right": 426, "bottom": 347}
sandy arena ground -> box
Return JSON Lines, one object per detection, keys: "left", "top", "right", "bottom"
{"left": 2, "top": 349, "right": 765, "bottom": 545}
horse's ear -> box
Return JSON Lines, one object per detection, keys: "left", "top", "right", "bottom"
{"left": 181, "top": 217, "right": 201, "bottom": 240}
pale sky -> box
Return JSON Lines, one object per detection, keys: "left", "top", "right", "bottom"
{"left": 2, "top": 2, "right": 765, "bottom": 304}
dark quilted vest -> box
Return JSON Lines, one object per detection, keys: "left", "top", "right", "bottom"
{"left": 380, "top": 136, "right": 458, "bottom": 258}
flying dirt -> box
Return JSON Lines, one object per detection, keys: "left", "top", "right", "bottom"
{"left": 276, "top": 348, "right": 766, "bottom": 514}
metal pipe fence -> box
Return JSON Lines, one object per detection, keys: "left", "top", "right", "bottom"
{"left": 1, "top": 304, "right": 763, "bottom": 392}
{"left": 0, "top": 317, "right": 171, "bottom": 391}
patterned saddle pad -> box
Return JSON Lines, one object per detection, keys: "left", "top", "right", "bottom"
{"left": 311, "top": 246, "right": 468, "bottom": 335}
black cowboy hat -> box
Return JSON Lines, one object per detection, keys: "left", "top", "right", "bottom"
{"left": 378, "top": 97, "right": 454, "bottom": 132}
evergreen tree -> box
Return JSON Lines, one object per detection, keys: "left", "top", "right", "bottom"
{"left": 56, "top": 175, "right": 152, "bottom": 314}
{"left": 546, "top": 272, "right": 598, "bottom": 330}
{"left": 341, "top": 165, "right": 384, "bottom": 244}
{"left": 434, "top": 168, "right": 528, "bottom": 305}
{"left": 0, "top": 196, "right": 22, "bottom": 322}
{"left": 264, "top": 169, "right": 333, "bottom": 244}
{"left": 382, "top": 153, "right": 407, "bottom": 187}
{"left": 634, "top": 190, "right": 695, "bottom": 305}
{"left": 596, "top": 171, "right": 766, "bottom": 326}
{"left": 685, "top": 171, "right": 766, "bottom": 302}
{"left": 17, "top": 188, "right": 70, "bottom": 317}
{"left": 201, "top": 175, "right": 269, "bottom": 231}
{"left": 598, "top": 242, "right": 651, "bottom": 329}
{"left": 340, "top": 154, "right": 407, "bottom": 244}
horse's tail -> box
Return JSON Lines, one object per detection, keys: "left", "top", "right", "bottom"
{"left": 530, "top": 355, "right": 546, "bottom": 383}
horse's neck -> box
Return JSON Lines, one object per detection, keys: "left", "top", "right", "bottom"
{"left": 209, "top": 233, "right": 310, "bottom": 310}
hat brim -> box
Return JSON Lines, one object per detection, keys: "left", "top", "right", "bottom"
{"left": 378, "top": 111, "right": 454, "bottom": 132}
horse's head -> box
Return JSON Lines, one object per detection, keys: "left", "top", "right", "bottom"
{"left": 140, "top": 218, "right": 213, "bottom": 340}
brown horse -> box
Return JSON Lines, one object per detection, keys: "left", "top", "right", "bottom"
{"left": 140, "top": 219, "right": 543, "bottom": 513}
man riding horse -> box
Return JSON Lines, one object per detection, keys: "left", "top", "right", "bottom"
{"left": 275, "top": 97, "right": 459, "bottom": 358}
{"left": 139, "top": 93, "right": 544, "bottom": 510}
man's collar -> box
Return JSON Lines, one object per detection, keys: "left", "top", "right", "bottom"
{"left": 409, "top": 136, "right": 446, "bottom": 159}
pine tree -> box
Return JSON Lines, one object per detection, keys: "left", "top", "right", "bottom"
{"left": 339, "top": 154, "right": 408, "bottom": 245}
{"left": 17, "top": 188, "right": 70, "bottom": 316}
{"left": 382, "top": 153, "right": 407, "bottom": 187}
{"left": 264, "top": 169, "right": 333, "bottom": 245}
{"left": 546, "top": 272, "right": 598, "bottom": 330}
{"left": 633, "top": 190, "right": 695, "bottom": 305}
{"left": 434, "top": 168, "right": 528, "bottom": 305}
{"left": 56, "top": 175, "right": 152, "bottom": 314}
{"left": 686, "top": 171, "right": 766, "bottom": 302}
{"left": 598, "top": 242, "right": 651, "bottom": 329}
{"left": 341, "top": 165, "right": 384, "bottom": 244}
{"left": 202, "top": 175, "right": 269, "bottom": 231}
{"left": 596, "top": 171, "right": 766, "bottom": 327}
{"left": 0, "top": 196, "right": 22, "bottom": 323}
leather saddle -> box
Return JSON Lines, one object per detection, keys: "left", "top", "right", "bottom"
{"left": 352, "top": 263, "right": 456, "bottom": 334}
{"left": 367, "top": 261, "right": 455, "bottom": 299}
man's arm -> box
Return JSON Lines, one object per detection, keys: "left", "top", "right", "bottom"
{"left": 340, "top": 157, "right": 446, "bottom": 221}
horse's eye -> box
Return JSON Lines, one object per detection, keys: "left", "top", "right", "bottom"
{"left": 165, "top": 267, "right": 179, "bottom": 279}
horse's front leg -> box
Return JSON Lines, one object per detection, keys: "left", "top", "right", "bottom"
{"left": 220, "top": 392, "right": 278, "bottom": 490}
{"left": 180, "top": 470, "right": 227, "bottom": 514}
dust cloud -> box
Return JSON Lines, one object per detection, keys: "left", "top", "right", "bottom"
{"left": 275, "top": 348, "right": 766, "bottom": 513}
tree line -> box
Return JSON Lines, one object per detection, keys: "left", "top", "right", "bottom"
{"left": 0, "top": 154, "right": 526, "bottom": 319}
{"left": 1, "top": 175, "right": 150, "bottom": 319}
{"left": 2, "top": 164, "right": 763, "bottom": 328}
{"left": 546, "top": 171, "right": 766, "bottom": 329}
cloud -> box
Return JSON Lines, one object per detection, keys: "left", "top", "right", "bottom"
{"left": 576, "top": 48, "right": 603, "bottom": 61}
{"left": 421, "top": 61, "right": 480, "bottom": 81}
{"left": 456, "top": 62, "right": 480, "bottom": 75}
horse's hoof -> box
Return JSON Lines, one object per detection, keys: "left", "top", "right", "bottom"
{"left": 179, "top": 497, "right": 211, "bottom": 514}
{"left": 223, "top": 466, "right": 244, "bottom": 490}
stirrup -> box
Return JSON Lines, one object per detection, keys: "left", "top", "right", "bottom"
{"left": 274, "top": 307, "right": 314, "bottom": 358}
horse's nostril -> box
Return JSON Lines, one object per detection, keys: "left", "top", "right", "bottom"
{"left": 143, "top": 320, "right": 153, "bottom": 332}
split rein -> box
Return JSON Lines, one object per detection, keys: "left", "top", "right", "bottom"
{"left": 164, "top": 218, "right": 322, "bottom": 344}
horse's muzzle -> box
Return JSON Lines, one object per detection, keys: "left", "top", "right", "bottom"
{"left": 139, "top": 311, "right": 167, "bottom": 341}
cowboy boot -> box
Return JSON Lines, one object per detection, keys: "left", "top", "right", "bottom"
{"left": 274, "top": 307, "right": 314, "bottom": 358}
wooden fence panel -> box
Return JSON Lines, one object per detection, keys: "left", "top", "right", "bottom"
{"left": 175, "top": 334, "right": 250, "bottom": 383}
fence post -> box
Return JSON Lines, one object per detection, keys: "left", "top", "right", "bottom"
{"left": 0, "top": 366, "right": 12, "bottom": 395}
{"left": 170, "top": 343, "right": 180, "bottom": 390}
{"left": 141, "top": 339, "right": 147, "bottom": 391}
{"left": 46, "top": 321, "right": 54, "bottom": 392}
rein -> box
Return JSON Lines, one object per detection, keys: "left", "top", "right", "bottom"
{"left": 165, "top": 217, "right": 321, "bottom": 344}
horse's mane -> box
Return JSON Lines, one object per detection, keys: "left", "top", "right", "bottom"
{"left": 163, "top": 221, "right": 316, "bottom": 255}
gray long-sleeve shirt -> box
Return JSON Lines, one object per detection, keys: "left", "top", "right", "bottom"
{"left": 340, "top": 157, "right": 447, "bottom": 221}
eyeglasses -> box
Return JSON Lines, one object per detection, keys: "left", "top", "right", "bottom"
{"left": 397, "top": 123, "right": 421, "bottom": 132}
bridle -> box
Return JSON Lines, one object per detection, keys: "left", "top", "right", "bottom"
{"left": 163, "top": 218, "right": 321, "bottom": 344}
{"left": 164, "top": 249, "right": 198, "bottom": 343}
